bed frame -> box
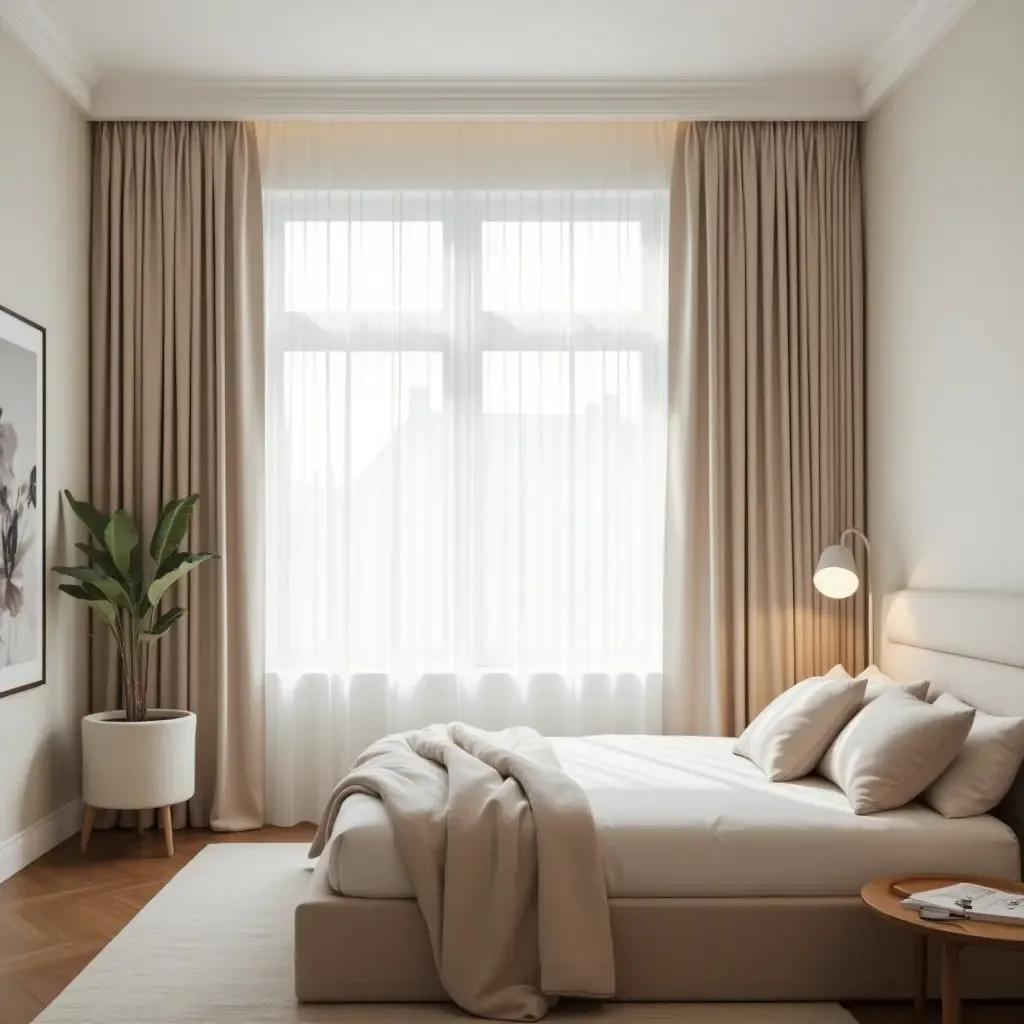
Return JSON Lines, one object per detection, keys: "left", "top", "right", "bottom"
{"left": 295, "top": 588, "right": 1024, "bottom": 1002}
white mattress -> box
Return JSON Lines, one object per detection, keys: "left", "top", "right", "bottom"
{"left": 326, "top": 735, "right": 1021, "bottom": 899}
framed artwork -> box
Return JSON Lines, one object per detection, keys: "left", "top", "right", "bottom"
{"left": 0, "top": 304, "right": 45, "bottom": 698}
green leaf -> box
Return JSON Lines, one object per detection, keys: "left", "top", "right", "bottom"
{"left": 147, "top": 551, "right": 217, "bottom": 606}
{"left": 74, "top": 543, "right": 138, "bottom": 614}
{"left": 57, "top": 582, "right": 104, "bottom": 601}
{"left": 141, "top": 607, "right": 185, "bottom": 640}
{"left": 104, "top": 510, "right": 139, "bottom": 577}
{"left": 62, "top": 491, "right": 110, "bottom": 547}
{"left": 149, "top": 495, "right": 199, "bottom": 566}
{"left": 134, "top": 584, "right": 152, "bottom": 619}
{"left": 75, "top": 541, "right": 120, "bottom": 578}
{"left": 57, "top": 583, "right": 119, "bottom": 628}
{"left": 53, "top": 565, "right": 132, "bottom": 610}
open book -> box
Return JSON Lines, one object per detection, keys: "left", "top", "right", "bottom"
{"left": 902, "top": 882, "right": 1024, "bottom": 926}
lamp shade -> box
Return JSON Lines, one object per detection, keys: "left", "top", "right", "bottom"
{"left": 813, "top": 544, "right": 859, "bottom": 599}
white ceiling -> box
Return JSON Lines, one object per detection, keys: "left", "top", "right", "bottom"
{"left": 49, "top": 0, "right": 907, "bottom": 80}
{"left": 0, "top": 0, "right": 980, "bottom": 118}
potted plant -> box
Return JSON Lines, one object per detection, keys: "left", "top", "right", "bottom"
{"left": 54, "top": 491, "right": 217, "bottom": 855}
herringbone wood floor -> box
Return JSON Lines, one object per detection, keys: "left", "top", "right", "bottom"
{"left": 0, "top": 826, "right": 1020, "bottom": 1024}
{"left": 0, "top": 824, "right": 313, "bottom": 1024}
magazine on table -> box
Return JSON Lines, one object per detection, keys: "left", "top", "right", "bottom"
{"left": 901, "top": 882, "right": 1024, "bottom": 925}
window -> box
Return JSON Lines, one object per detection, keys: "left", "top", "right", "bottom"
{"left": 265, "top": 188, "right": 668, "bottom": 679}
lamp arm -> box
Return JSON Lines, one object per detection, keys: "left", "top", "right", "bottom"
{"left": 839, "top": 528, "right": 873, "bottom": 668}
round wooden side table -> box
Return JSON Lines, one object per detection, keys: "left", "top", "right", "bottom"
{"left": 861, "top": 874, "right": 1024, "bottom": 1024}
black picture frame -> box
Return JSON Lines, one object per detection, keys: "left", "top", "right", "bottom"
{"left": 0, "top": 302, "right": 46, "bottom": 699}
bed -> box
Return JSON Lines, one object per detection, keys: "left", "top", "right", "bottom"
{"left": 295, "top": 589, "right": 1024, "bottom": 1002}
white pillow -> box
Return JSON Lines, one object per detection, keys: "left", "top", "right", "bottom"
{"left": 922, "top": 693, "right": 1024, "bottom": 818}
{"left": 818, "top": 688, "right": 975, "bottom": 814}
{"left": 734, "top": 676, "right": 867, "bottom": 782}
{"left": 825, "top": 663, "right": 929, "bottom": 703}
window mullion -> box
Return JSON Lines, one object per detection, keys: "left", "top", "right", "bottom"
{"left": 449, "top": 197, "right": 479, "bottom": 674}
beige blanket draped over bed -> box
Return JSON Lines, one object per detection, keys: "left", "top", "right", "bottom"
{"left": 309, "top": 723, "right": 614, "bottom": 1021}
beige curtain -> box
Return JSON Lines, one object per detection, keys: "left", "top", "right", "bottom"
{"left": 90, "top": 122, "right": 265, "bottom": 830}
{"left": 665, "top": 121, "right": 865, "bottom": 737}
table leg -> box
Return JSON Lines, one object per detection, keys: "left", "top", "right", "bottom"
{"left": 941, "top": 939, "right": 961, "bottom": 1024}
{"left": 913, "top": 933, "right": 928, "bottom": 1018}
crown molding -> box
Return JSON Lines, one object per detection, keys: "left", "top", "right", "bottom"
{"left": 860, "top": 0, "right": 978, "bottom": 112}
{"left": 0, "top": 0, "right": 976, "bottom": 121}
{"left": 89, "top": 74, "right": 865, "bottom": 121}
{"left": 0, "top": 0, "right": 93, "bottom": 108}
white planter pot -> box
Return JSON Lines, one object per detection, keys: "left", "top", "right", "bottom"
{"left": 82, "top": 709, "right": 196, "bottom": 810}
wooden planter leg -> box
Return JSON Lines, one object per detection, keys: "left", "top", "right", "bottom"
{"left": 80, "top": 805, "right": 96, "bottom": 853}
{"left": 160, "top": 805, "right": 174, "bottom": 857}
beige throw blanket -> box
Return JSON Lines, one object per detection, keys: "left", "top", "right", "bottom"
{"left": 309, "top": 723, "right": 614, "bottom": 1020}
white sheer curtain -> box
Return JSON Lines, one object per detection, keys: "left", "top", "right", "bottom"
{"left": 257, "top": 122, "right": 673, "bottom": 824}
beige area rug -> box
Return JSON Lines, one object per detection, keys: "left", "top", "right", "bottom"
{"left": 36, "top": 844, "right": 856, "bottom": 1024}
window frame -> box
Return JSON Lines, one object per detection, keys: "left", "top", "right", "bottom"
{"left": 264, "top": 187, "right": 667, "bottom": 672}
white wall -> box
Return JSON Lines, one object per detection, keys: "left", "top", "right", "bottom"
{"left": 0, "top": 27, "right": 90, "bottom": 874}
{"left": 865, "top": 0, "right": 1024, "bottom": 629}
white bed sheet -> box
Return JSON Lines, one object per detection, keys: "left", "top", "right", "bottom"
{"left": 326, "top": 735, "right": 1020, "bottom": 899}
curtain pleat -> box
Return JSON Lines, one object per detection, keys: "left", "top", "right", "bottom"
{"left": 90, "top": 121, "right": 265, "bottom": 830}
{"left": 665, "top": 121, "right": 865, "bottom": 736}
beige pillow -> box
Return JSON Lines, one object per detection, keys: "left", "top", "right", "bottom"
{"left": 861, "top": 664, "right": 930, "bottom": 702}
{"left": 923, "top": 693, "right": 1024, "bottom": 818}
{"left": 825, "top": 663, "right": 929, "bottom": 703}
{"left": 825, "top": 664, "right": 854, "bottom": 680}
{"left": 734, "top": 676, "right": 867, "bottom": 782}
{"left": 818, "top": 688, "right": 975, "bottom": 814}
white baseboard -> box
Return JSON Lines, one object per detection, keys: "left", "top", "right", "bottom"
{"left": 0, "top": 797, "right": 84, "bottom": 884}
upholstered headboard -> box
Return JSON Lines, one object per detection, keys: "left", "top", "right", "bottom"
{"left": 881, "top": 589, "right": 1024, "bottom": 858}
